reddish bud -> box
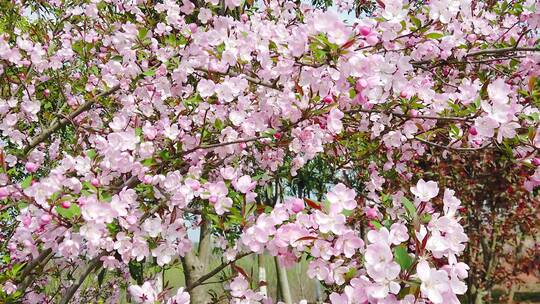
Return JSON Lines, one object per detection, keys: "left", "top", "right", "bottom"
{"left": 290, "top": 198, "right": 305, "bottom": 213}
{"left": 532, "top": 158, "right": 540, "bottom": 166}
{"left": 469, "top": 127, "right": 478, "bottom": 136}
{"left": 323, "top": 95, "right": 334, "bottom": 104}
{"left": 91, "top": 178, "right": 100, "bottom": 187}
{"left": 273, "top": 132, "right": 282, "bottom": 140}
{"left": 400, "top": 91, "right": 408, "bottom": 98}
{"left": 25, "top": 162, "right": 38, "bottom": 173}
{"left": 0, "top": 187, "right": 9, "bottom": 199}
{"left": 40, "top": 214, "right": 52, "bottom": 225}
{"left": 61, "top": 201, "right": 71, "bottom": 209}
{"left": 359, "top": 26, "right": 371, "bottom": 36}
{"left": 409, "top": 109, "right": 419, "bottom": 117}
{"left": 43, "top": 89, "right": 50, "bottom": 97}
{"left": 355, "top": 79, "right": 368, "bottom": 91}
{"left": 366, "top": 207, "right": 378, "bottom": 219}
{"left": 22, "top": 216, "right": 32, "bottom": 227}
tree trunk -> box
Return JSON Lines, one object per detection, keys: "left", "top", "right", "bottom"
{"left": 274, "top": 256, "right": 293, "bottom": 304}
{"left": 182, "top": 219, "right": 213, "bottom": 304}
{"left": 474, "top": 289, "right": 487, "bottom": 304}
{"left": 258, "top": 254, "right": 268, "bottom": 298}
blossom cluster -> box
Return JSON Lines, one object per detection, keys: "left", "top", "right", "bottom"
{"left": 0, "top": 0, "right": 538, "bottom": 302}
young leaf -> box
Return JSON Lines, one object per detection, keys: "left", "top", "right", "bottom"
{"left": 425, "top": 32, "right": 444, "bottom": 39}
{"left": 304, "top": 198, "right": 322, "bottom": 210}
{"left": 394, "top": 245, "right": 414, "bottom": 270}
{"left": 21, "top": 175, "right": 33, "bottom": 189}
{"left": 401, "top": 197, "right": 417, "bottom": 218}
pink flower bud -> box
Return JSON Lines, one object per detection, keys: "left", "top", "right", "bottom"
{"left": 469, "top": 127, "right": 478, "bottom": 136}
{"left": 366, "top": 207, "right": 378, "bottom": 219}
{"left": 355, "top": 79, "right": 368, "bottom": 91}
{"left": 400, "top": 91, "right": 408, "bottom": 98}
{"left": 40, "top": 214, "right": 52, "bottom": 225}
{"left": 241, "top": 14, "right": 249, "bottom": 22}
{"left": 25, "top": 162, "right": 38, "bottom": 173}
{"left": 323, "top": 95, "right": 334, "bottom": 104}
{"left": 273, "top": 132, "right": 282, "bottom": 140}
{"left": 359, "top": 26, "right": 371, "bottom": 36}
{"left": 366, "top": 35, "right": 379, "bottom": 45}
{"left": 409, "top": 109, "right": 418, "bottom": 117}
{"left": 127, "top": 215, "right": 138, "bottom": 225}
{"left": 189, "top": 23, "right": 198, "bottom": 33}
{"left": 142, "top": 175, "right": 153, "bottom": 184}
{"left": 43, "top": 89, "right": 50, "bottom": 97}
{"left": 91, "top": 178, "right": 100, "bottom": 187}
{"left": 22, "top": 216, "right": 31, "bottom": 227}
{"left": 532, "top": 158, "right": 540, "bottom": 166}
{"left": 0, "top": 187, "right": 9, "bottom": 199}
{"left": 61, "top": 201, "right": 71, "bottom": 209}
{"left": 290, "top": 198, "right": 305, "bottom": 213}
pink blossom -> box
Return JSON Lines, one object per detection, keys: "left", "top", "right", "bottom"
{"left": 128, "top": 282, "right": 157, "bottom": 304}
{"left": 410, "top": 179, "right": 439, "bottom": 202}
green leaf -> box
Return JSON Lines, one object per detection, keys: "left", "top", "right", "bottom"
{"left": 97, "top": 268, "right": 106, "bottom": 287}
{"left": 87, "top": 149, "right": 97, "bottom": 159}
{"left": 411, "top": 16, "right": 421, "bottom": 29}
{"left": 401, "top": 197, "right": 417, "bottom": 218}
{"left": 56, "top": 204, "right": 81, "bottom": 219}
{"left": 128, "top": 261, "right": 144, "bottom": 285}
{"left": 425, "top": 32, "right": 444, "bottom": 39}
{"left": 142, "top": 69, "right": 156, "bottom": 77}
{"left": 21, "top": 175, "right": 33, "bottom": 189}
{"left": 370, "top": 220, "right": 383, "bottom": 229}
{"left": 394, "top": 245, "right": 414, "bottom": 270}
{"left": 138, "top": 28, "right": 149, "bottom": 40}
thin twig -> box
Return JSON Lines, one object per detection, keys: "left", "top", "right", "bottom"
{"left": 185, "top": 252, "right": 252, "bottom": 291}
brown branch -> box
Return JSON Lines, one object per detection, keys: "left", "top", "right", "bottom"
{"left": 185, "top": 252, "right": 252, "bottom": 291}
{"left": 415, "top": 137, "right": 492, "bottom": 151}
{"left": 23, "top": 85, "right": 121, "bottom": 155}
{"left": 347, "top": 108, "right": 473, "bottom": 122}
{"left": 194, "top": 67, "right": 282, "bottom": 90}
{"left": 59, "top": 253, "right": 106, "bottom": 304}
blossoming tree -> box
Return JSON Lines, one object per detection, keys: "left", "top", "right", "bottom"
{"left": 0, "top": 0, "right": 539, "bottom": 303}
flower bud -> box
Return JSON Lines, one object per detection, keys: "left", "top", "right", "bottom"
{"left": 323, "top": 95, "right": 334, "bottom": 104}
{"left": 0, "top": 187, "right": 9, "bottom": 199}
{"left": 40, "top": 214, "right": 52, "bottom": 225}
{"left": 355, "top": 79, "right": 368, "bottom": 91}
{"left": 25, "top": 162, "right": 38, "bottom": 173}
{"left": 469, "top": 127, "right": 478, "bottom": 136}
{"left": 359, "top": 26, "right": 371, "bottom": 36}
{"left": 91, "top": 178, "right": 100, "bottom": 187}
{"left": 61, "top": 201, "right": 71, "bottom": 209}
{"left": 366, "top": 207, "right": 378, "bottom": 219}
{"left": 532, "top": 158, "right": 540, "bottom": 166}
{"left": 290, "top": 198, "right": 305, "bottom": 213}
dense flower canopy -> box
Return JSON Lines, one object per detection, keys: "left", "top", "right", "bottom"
{"left": 0, "top": 0, "right": 539, "bottom": 303}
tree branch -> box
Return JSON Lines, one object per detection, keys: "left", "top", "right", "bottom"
{"left": 185, "top": 252, "right": 252, "bottom": 291}
{"left": 59, "top": 253, "right": 105, "bottom": 304}
{"left": 23, "top": 85, "right": 121, "bottom": 155}
{"left": 347, "top": 108, "right": 473, "bottom": 122}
